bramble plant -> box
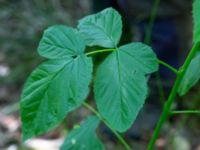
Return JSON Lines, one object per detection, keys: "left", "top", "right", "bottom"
{"left": 20, "top": 1, "right": 200, "bottom": 150}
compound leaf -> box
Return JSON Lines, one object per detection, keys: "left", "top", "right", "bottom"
{"left": 94, "top": 42, "right": 158, "bottom": 132}
{"left": 178, "top": 52, "right": 200, "bottom": 96}
{"left": 38, "top": 25, "right": 85, "bottom": 59}
{"left": 20, "top": 55, "right": 93, "bottom": 141}
{"left": 193, "top": 0, "right": 200, "bottom": 43}
{"left": 60, "top": 116, "right": 104, "bottom": 150}
{"left": 78, "top": 8, "right": 122, "bottom": 48}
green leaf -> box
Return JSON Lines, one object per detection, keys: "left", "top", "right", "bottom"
{"left": 20, "top": 55, "right": 93, "bottom": 141}
{"left": 178, "top": 52, "right": 200, "bottom": 96}
{"left": 94, "top": 42, "right": 158, "bottom": 132}
{"left": 60, "top": 116, "right": 104, "bottom": 150}
{"left": 38, "top": 25, "right": 85, "bottom": 59}
{"left": 78, "top": 8, "right": 122, "bottom": 48}
{"left": 193, "top": 0, "right": 200, "bottom": 43}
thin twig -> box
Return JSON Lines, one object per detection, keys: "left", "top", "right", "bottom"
{"left": 82, "top": 102, "right": 132, "bottom": 150}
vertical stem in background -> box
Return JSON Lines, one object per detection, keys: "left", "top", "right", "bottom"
{"left": 147, "top": 43, "right": 200, "bottom": 150}
{"left": 156, "top": 72, "right": 166, "bottom": 104}
{"left": 144, "top": 0, "right": 160, "bottom": 45}
{"left": 144, "top": 0, "right": 166, "bottom": 104}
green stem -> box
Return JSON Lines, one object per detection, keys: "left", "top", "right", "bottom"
{"left": 147, "top": 43, "right": 200, "bottom": 150}
{"left": 171, "top": 110, "right": 200, "bottom": 115}
{"left": 158, "top": 59, "right": 178, "bottom": 74}
{"left": 144, "top": 0, "right": 160, "bottom": 45}
{"left": 155, "top": 72, "right": 165, "bottom": 105}
{"left": 86, "top": 49, "right": 116, "bottom": 56}
{"left": 86, "top": 48, "right": 177, "bottom": 74}
{"left": 144, "top": 0, "right": 165, "bottom": 107}
{"left": 82, "top": 102, "right": 132, "bottom": 150}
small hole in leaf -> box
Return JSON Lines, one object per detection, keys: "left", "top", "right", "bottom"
{"left": 72, "top": 55, "right": 77, "bottom": 59}
{"left": 132, "top": 70, "right": 137, "bottom": 75}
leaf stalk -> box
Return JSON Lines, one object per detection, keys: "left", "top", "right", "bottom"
{"left": 86, "top": 49, "right": 116, "bottom": 56}
{"left": 86, "top": 48, "right": 178, "bottom": 74}
{"left": 157, "top": 59, "right": 178, "bottom": 74}
{"left": 82, "top": 102, "right": 132, "bottom": 150}
{"left": 147, "top": 43, "right": 200, "bottom": 150}
{"left": 170, "top": 110, "right": 200, "bottom": 115}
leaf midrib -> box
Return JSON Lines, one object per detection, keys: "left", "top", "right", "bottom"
{"left": 115, "top": 51, "right": 129, "bottom": 127}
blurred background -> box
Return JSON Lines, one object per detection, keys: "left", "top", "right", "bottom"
{"left": 0, "top": 0, "right": 199, "bottom": 150}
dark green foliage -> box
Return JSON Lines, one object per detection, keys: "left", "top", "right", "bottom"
{"left": 60, "top": 116, "right": 104, "bottom": 150}
{"left": 21, "top": 25, "right": 93, "bottom": 141}
{"left": 193, "top": 0, "right": 200, "bottom": 43}
{"left": 178, "top": 0, "right": 200, "bottom": 96}
{"left": 19, "top": 4, "right": 200, "bottom": 149}
{"left": 20, "top": 8, "right": 159, "bottom": 149}
{"left": 94, "top": 43, "right": 158, "bottom": 132}
{"left": 178, "top": 52, "right": 200, "bottom": 96}
{"left": 78, "top": 8, "right": 122, "bottom": 48}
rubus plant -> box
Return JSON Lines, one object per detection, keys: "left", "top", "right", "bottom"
{"left": 20, "top": 1, "right": 200, "bottom": 149}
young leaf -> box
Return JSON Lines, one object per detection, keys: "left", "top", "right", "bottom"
{"left": 94, "top": 42, "right": 158, "bottom": 132}
{"left": 38, "top": 25, "right": 85, "bottom": 59}
{"left": 78, "top": 8, "right": 122, "bottom": 48}
{"left": 193, "top": 0, "right": 200, "bottom": 43}
{"left": 178, "top": 52, "right": 200, "bottom": 96}
{"left": 60, "top": 116, "right": 104, "bottom": 150}
{"left": 20, "top": 55, "right": 93, "bottom": 141}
